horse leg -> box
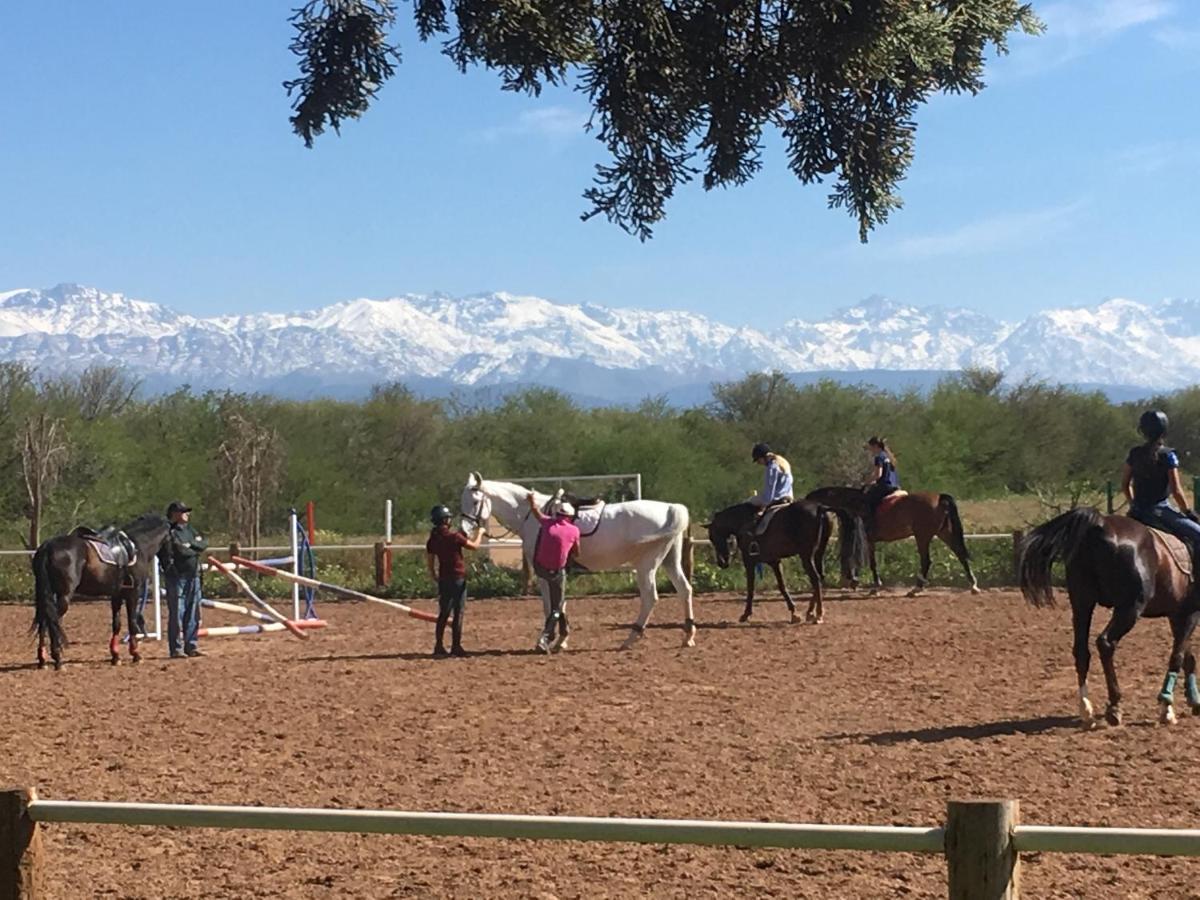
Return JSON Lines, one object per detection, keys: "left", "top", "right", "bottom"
{"left": 1071, "top": 598, "right": 1096, "bottom": 728}
{"left": 1096, "top": 603, "right": 1141, "bottom": 726}
{"left": 660, "top": 534, "right": 696, "bottom": 647}
{"left": 1159, "top": 611, "right": 1200, "bottom": 725}
{"left": 801, "top": 555, "right": 823, "bottom": 625}
{"left": 770, "top": 562, "right": 797, "bottom": 623}
{"left": 907, "top": 536, "right": 933, "bottom": 598}
{"left": 109, "top": 594, "right": 122, "bottom": 665}
{"left": 739, "top": 556, "right": 757, "bottom": 623}
{"left": 620, "top": 564, "right": 658, "bottom": 650}
{"left": 126, "top": 584, "right": 142, "bottom": 664}
{"left": 868, "top": 541, "right": 882, "bottom": 594}
{"left": 941, "top": 526, "right": 981, "bottom": 595}
{"left": 1186, "top": 638, "right": 1200, "bottom": 716}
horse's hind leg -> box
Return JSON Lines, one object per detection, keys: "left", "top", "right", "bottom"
{"left": 800, "top": 555, "right": 823, "bottom": 625}
{"left": 1070, "top": 598, "right": 1096, "bottom": 727}
{"left": 621, "top": 563, "right": 659, "bottom": 651}
{"left": 125, "top": 585, "right": 142, "bottom": 663}
{"left": 1097, "top": 603, "right": 1141, "bottom": 726}
{"left": 109, "top": 595, "right": 123, "bottom": 665}
{"left": 1185, "top": 632, "right": 1200, "bottom": 716}
{"left": 770, "top": 562, "right": 798, "bottom": 623}
{"left": 1158, "top": 611, "right": 1200, "bottom": 724}
{"left": 659, "top": 534, "right": 695, "bottom": 647}
{"left": 941, "top": 527, "right": 980, "bottom": 595}
{"left": 907, "top": 536, "right": 933, "bottom": 598}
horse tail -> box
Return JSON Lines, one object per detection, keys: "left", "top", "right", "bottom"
{"left": 939, "top": 494, "right": 969, "bottom": 560}
{"left": 31, "top": 544, "right": 67, "bottom": 649}
{"left": 1019, "top": 507, "right": 1106, "bottom": 608}
{"left": 833, "top": 508, "right": 868, "bottom": 579}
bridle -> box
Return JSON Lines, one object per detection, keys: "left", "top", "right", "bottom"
{"left": 461, "top": 484, "right": 529, "bottom": 541}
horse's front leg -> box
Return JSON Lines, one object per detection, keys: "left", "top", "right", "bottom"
{"left": 739, "top": 554, "right": 757, "bottom": 623}
{"left": 1097, "top": 603, "right": 1140, "bottom": 726}
{"left": 769, "top": 562, "right": 798, "bottom": 624}
{"left": 868, "top": 541, "right": 882, "bottom": 593}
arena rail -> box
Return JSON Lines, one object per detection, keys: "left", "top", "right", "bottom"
{"left": 1, "top": 794, "right": 1196, "bottom": 898}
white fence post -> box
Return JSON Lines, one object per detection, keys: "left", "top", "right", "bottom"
{"left": 289, "top": 511, "right": 300, "bottom": 622}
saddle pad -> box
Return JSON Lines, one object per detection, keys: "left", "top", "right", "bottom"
{"left": 82, "top": 536, "right": 136, "bottom": 568}
{"left": 573, "top": 503, "right": 605, "bottom": 538}
{"left": 877, "top": 490, "right": 908, "bottom": 516}
{"left": 1150, "top": 529, "right": 1193, "bottom": 579}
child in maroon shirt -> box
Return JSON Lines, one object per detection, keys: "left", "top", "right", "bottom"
{"left": 425, "top": 505, "right": 483, "bottom": 657}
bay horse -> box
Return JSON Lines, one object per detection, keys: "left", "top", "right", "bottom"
{"left": 1020, "top": 507, "right": 1199, "bottom": 727}
{"left": 461, "top": 473, "right": 694, "bottom": 650}
{"left": 705, "top": 501, "right": 863, "bottom": 624}
{"left": 31, "top": 513, "right": 172, "bottom": 669}
{"left": 806, "top": 486, "right": 978, "bottom": 596}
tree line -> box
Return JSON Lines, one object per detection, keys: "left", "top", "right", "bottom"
{"left": 1, "top": 361, "right": 1193, "bottom": 548}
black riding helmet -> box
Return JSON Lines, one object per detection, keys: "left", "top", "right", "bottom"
{"left": 751, "top": 442, "right": 771, "bottom": 461}
{"left": 429, "top": 505, "right": 452, "bottom": 525}
{"left": 1139, "top": 410, "right": 1169, "bottom": 441}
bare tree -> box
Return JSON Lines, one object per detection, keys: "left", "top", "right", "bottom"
{"left": 215, "top": 413, "right": 285, "bottom": 547}
{"left": 43, "top": 365, "right": 141, "bottom": 421}
{"left": 19, "top": 412, "right": 70, "bottom": 549}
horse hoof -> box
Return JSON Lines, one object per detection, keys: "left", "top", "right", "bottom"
{"left": 1161, "top": 703, "right": 1178, "bottom": 725}
{"left": 130, "top": 655, "right": 142, "bottom": 665}
{"left": 738, "top": 612, "right": 751, "bottom": 623}
{"left": 36, "top": 659, "right": 45, "bottom": 670}
{"left": 791, "top": 612, "right": 801, "bottom": 624}
{"left": 906, "top": 588, "right": 924, "bottom": 598}
{"left": 682, "top": 636, "right": 696, "bottom": 648}
{"left": 53, "top": 661, "right": 62, "bottom": 672}
{"left": 110, "top": 657, "right": 120, "bottom": 666}
{"left": 808, "top": 614, "right": 824, "bottom": 625}
{"left": 970, "top": 585, "right": 982, "bottom": 596}
{"left": 1105, "top": 707, "right": 1122, "bottom": 727}
{"left": 1190, "top": 704, "right": 1200, "bottom": 718}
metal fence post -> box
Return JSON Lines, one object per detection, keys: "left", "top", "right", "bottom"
{"left": 946, "top": 799, "right": 1020, "bottom": 899}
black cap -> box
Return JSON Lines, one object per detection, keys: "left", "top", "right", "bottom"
{"left": 166, "top": 500, "right": 192, "bottom": 517}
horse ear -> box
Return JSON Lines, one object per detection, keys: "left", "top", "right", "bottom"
{"left": 469, "top": 471, "right": 482, "bottom": 487}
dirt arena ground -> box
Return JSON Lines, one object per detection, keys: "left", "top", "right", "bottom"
{"left": 4, "top": 587, "right": 1200, "bottom": 898}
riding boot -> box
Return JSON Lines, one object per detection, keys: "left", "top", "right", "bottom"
{"left": 433, "top": 620, "right": 449, "bottom": 658}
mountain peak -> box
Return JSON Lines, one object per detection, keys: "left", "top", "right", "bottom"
{"left": 0, "top": 283, "right": 1193, "bottom": 397}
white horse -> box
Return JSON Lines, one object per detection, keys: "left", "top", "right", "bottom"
{"left": 460, "top": 472, "right": 697, "bottom": 650}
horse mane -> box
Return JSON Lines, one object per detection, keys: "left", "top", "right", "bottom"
{"left": 121, "top": 512, "right": 169, "bottom": 538}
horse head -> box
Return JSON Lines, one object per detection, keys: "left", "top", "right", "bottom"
{"left": 461, "top": 473, "right": 491, "bottom": 532}
{"left": 705, "top": 504, "right": 751, "bottom": 569}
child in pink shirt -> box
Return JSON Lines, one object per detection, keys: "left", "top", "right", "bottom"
{"left": 526, "top": 492, "right": 581, "bottom": 653}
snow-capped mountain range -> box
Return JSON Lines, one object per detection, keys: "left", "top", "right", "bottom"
{"left": 0, "top": 283, "right": 1195, "bottom": 402}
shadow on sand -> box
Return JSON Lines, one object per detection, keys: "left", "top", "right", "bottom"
{"left": 824, "top": 714, "right": 1079, "bottom": 746}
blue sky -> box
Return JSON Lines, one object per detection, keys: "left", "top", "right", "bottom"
{"left": 1, "top": 1, "right": 1197, "bottom": 325}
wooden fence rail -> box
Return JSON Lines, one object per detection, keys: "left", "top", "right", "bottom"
{"left": 5, "top": 793, "right": 1200, "bottom": 898}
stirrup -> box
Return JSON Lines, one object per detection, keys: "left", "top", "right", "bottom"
{"left": 747, "top": 541, "right": 761, "bottom": 557}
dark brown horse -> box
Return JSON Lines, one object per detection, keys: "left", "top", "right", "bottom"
{"left": 1020, "top": 507, "right": 1198, "bottom": 727}
{"left": 31, "top": 514, "right": 171, "bottom": 669}
{"left": 705, "top": 501, "right": 863, "bottom": 624}
{"left": 807, "top": 486, "right": 978, "bottom": 596}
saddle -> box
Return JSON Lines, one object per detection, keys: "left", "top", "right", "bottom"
{"left": 543, "top": 491, "right": 606, "bottom": 537}
{"left": 875, "top": 490, "right": 908, "bottom": 516}
{"left": 71, "top": 525, "right": 138, "bottom": 569}
{"left": 1150, "top": 529, "right": 1193, "bottom": 579}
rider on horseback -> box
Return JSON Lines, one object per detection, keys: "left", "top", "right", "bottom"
{"left": 745, "top": 442, "right": 794, "bottom": 556}
{"left": 863, "top": 436, "right": 901, "bottom": 532}
{"left": 1123, "top": 410, "right": 1200, "bottom": 557}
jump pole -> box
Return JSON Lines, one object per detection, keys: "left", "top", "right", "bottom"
{"left": 199, "top": 621, "right": 326, "bottom": 638}
{"left": 231, "top": 556, "right": 439, "bottom": 623}
{"left": 205, "top": 556, "right": 310, "bottom": 639}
